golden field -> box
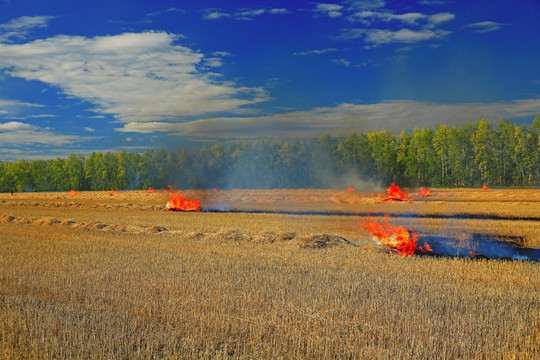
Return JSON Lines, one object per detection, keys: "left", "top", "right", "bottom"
{"left": 0, "top": 188, "right": 539, "bottom": 359}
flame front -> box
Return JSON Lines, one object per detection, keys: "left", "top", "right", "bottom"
{"left": 166, "top": 192, "right": 201, "bottom": 212}
{"left": 482, "top": 183, "right": 489, "bottom": 190}
{"left": 147, "top": 187, "right": 155, "bottom": 193}
{"left": 377, "top": 183, "right": 413, "bottom": 201}
{"left": 362, "top": 216, "right": 430, "bottom": 256}
{"left": 67, "top": 189, "right": 80, "bottom": 195}
{"left": 347, "top": 187, "right": 355, "bottom": 193}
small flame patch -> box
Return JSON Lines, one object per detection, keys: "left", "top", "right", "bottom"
{"left": 416, "top": 187, "right": 431, "bottom": 197}
{"left": 377, "top": 183, "right": 413, "bottom": 201}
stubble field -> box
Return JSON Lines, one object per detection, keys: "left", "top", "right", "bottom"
{"left": 1, "top": 188, "right": 539, "bottom": 359}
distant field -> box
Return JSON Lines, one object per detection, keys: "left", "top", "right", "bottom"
{"left": 1, "top": 189, "right": 539, "bottom": 359}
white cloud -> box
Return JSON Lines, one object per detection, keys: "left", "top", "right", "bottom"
{"left": 467, "top": 21, "right": 507, "bottom": 33}
{"left": 0, "top": 121, "right": 84, "bottom": 146}
{"left": 0, "top": 98, "right": 45, "bottom": 117}
{"left": 166, "top": 7, "right": 185, "bottom": 13}
{"left": 352, "top": 11, "right": 425, "bottom": 25}
{"left": 0, "top": 16, "right": 55, "bottom": 41}
{"left": 269, "top": 9, "right": 290, "bottom": 14}
{"left": 350, "top": 10, "right": 454, "bottom": 27}
{"left": 293, "top": 48, "right": 338, "bottom": 56}
{"left": 84, "top": 127, "right": 95, "bottom": 132}
{"left": 205, "top": 11, "right": 230, "bottom": 20}
{"left": 428, "top": 12, "right": 455, "bottom": 25}
{"left": 339, "top": 28, "right": 449, "bottom": 45}
{"left": 418, "top": 0, "right": 445, "bottom": 5}
{"left": 332, "top": 58, "right": 351, "bottom": 67}
{"left": 204, "top": 8, "right": 290, "bottom": 20}
{"left": 116, "top": 98, "right": 540, "bottom": 140}
{"left": 237, "top": 9, "right": 266, "bottom": 18}
{"left": 0, "top": 31, "right": 267, "bottom": 123}
{"left": 315, "top": 3, "right": 344, "bottom": 18}
{"left": 347, "top": 1, "right": 386, "bottom": 11}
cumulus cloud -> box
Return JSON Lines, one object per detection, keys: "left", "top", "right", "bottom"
{"left": 117, "top": 98, "right": 540, "bottom": 140}
{"left": 0, "top": 31, "right": 267, "bottom": 123}
{"left": 467, "top": 21, "right": 507, "bottom": 33}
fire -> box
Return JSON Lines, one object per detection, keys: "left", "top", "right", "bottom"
{"left": 362, "top": 216, "right": 430, "bottom": 256}
{"left": 416, "top": 186, "right": 432, "bottom": 197}
{"left": 347, "top": 187, "right": 355, "bottom": 193}
{"left": 377, "top": 183, "right": 413, "bottom": 201}
{"left": 147, "top": 187, "right": 155, "bottom": 193}
{"left": 482, "top": 183, "right": 489, "bottom": 190}
{"left": 166, "top": 191, "right": 201, "bottom": 212}
{"left": 67, "top": 189, "right": 80, "bottom": 195}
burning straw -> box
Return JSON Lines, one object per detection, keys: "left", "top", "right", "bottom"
{"left": 165, "top": 189, "right": 201, "bottom": 212}
{"left": 377, "top": 183, "right": 413, "bottom": 202}
{"left": 362, "top": 215, "right": 540, "bottom": 261}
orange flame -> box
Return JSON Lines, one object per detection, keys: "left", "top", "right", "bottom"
{"left": 416, "top": 186, "right": 432, "bottom": 197}
{"left": 110, "top": 189, "right": 117, "bottom": 195}
{"left": 347, "top": 187, "right": 355, "bottom": 193}
{"left": 362, "top": 216, "right": 432, "bottom": 256}
{"left": 377, "top": 183, "right": 413, "bottom": 201}
{"left": 67, "top": 189, "right": 80, "bottom": 195}
{"left": 166, "top": 191, "right": 201, "bottom": 212}
{"left": 482, "top": 183, "right": 489, "bottom": 190}
{"left": 147, "top": 187, "right": 155, "bottom": 193}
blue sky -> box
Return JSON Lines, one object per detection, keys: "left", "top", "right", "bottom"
{"left": 0, "top": 0, "right": 539, "bottom": 160}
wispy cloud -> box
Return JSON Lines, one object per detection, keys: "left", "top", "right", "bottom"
{"left": 338, "top": 28, "right": 449, "bottom": 45}
{"left": 0, "top": 31, "right": 267, "bottom": 123}
{"left": 315, "top": 2, "right": 455, "bottom": 48}
{"left": 0, "top": 121, "right": 84, "bottom": 146}
{"left": 346, "top": 1, "right": 386, "bottom": 11}
{"left": 0, "top": 98, "right": 44, "bottom": 117}
{"left": 293, "top": 48, "right": 338, "bottom": 56}
{"left": 117, "top": 98, "right": 540, "bottom": 140}
{"left": 418, "top": 0, "right": 445, "bottom": 5}
{"left": 332, "top": 58, "right": 351, "bottom": 67}
{"left": 349, "top": 10, "right": 454, "bottom": 26}
{"left": 204, "top": 11, "right": 230, "bottom": 20}
{"left": 204, "top": 8, "right": 289, "bottom": 21}
{"left": 0, "top": 16, "right": 55, "bottom": 42}
{"left": 467, "top": 21, "right": 508, "bottom": 33}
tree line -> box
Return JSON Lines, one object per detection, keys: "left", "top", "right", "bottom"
{"left": 1, "top": 116, "right": 539, "bottom": 192}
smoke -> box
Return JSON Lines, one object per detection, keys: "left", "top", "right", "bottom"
{"left": 315, "top": 167, "right": 383, "bottom": 191}
{"left": 418, "top": 234, "right": 540, "bottom": 261}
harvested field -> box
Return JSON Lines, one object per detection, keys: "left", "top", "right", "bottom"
{"left": 0, "top": 189, "right": 539, "bottom": 359}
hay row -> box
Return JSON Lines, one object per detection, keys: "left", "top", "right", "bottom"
{"left": 0, "top": 213, "right": 356, "bottom": 248}
{"left": 0, "top": 200, "right": 164, "bottom": 211}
